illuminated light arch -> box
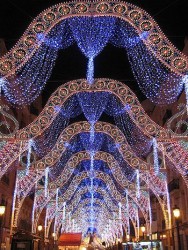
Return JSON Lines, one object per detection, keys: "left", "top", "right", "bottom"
{"left": 67, "top": 186, "right": 118, "bottom": 213}
{"left": 47, "top": 186, "right": 149, "bottom": 228}
{"left": 47, "top": 150, "right": 155, "bottom": 222}
{"left": 32, "top": 169, "right": 150, "bottom": 235}
{"left": 12, "top": 126, "right": 170, "bottom": 231}
{"left": 15, "top": 171, "right": 125, "bottom": 233}
{"left": 12, "top": 79, "right": 186, "bottom": 183}
{"left": 2, "top": 79, "right": 186, "bottom": 182}
{"left": 15, "top": 78, "right": 168, "bottom": 140}
{"left": 31, "top": 166, "right": 153, "bottom": 236}
{"left": 68, "top": 187, "right": 118, "bottom": 213}
{"left": 68, "top": 199, "right": 139, "bottom": 240}
{"left": 0, "top": 2, "right": 187, "bottom": 240}
{"left": 53, "top": 151, "right": 147, "bottom": 190}
{"left": 70, "top": 200, "right": 124, "bottom": 237}
{"left": 54, "top": 150, "right": 165, "bottom": 193}
{"left": 32, "top": 185, "right": 118, "bottom": 234}
{"left": 51, "top": 187, "right": 150, "bottom": 237}
{"left": 46, "top": 198, "right": 112, "bottom": 237}
{"left": 0, "top": 141, "right": 28, "bottom": 179}
{"left": 44, "top": 194, "right": 117, "bottom": 237}
{"left": 56, "top": 198, "right": 137, "bottom": 237}
{"left": 13, "top": 115, "right": 188, "bottom": 195}
{"left": 0, "top": 140, "right": 24, "bottom": 179}
{"left": 0, "top": 78, "right": 170, "bottom": 179}
{"left": 15, "top": 143, "right": 166, "bottom": 227}
{"left": 0, "top": 1, "right": 187, "bottom": 78}
{"left": 66, "top": 188, "right": 149, "bottom": 236}
{"left": 72, "top": 199, "right": 116, "bottom": 226}
{"left": 50, "top": 169, "right": 169, "bottom": 228}
{"left": 11, "top": 119, "right": 172, "bottom": 232}
{"left": 31, "top": 171, "right": 127, "bottom": 232}
{"left": 23, "top": 120, "right": 166, "bottom": 185}
{"left": 13, "top": 120, "right": 167, "bottom": 202}
{"left": 158, "top": 141, "right": 188, "bottom": 175}
{"left": 54, "top": 203, "right": 110, "bottom": 236}
{"left": 30, "top": 168, "right": 163, "bottom": 234}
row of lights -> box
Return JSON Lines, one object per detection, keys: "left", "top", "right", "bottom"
{"left": 33, "top": 206, "right": 181, "bottom": 244}
{"left": 37, "top": 225, "right": 56, "bottom": 238}
{"left": 129, "top": 206, "right": 181, "bottom": 242}
{"left": 0, "top": 202, "right": 181, "bottom": 246}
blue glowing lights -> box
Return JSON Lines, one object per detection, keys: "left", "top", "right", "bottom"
{"left": 1, "top": 17, "right": 186, "bottom": 105}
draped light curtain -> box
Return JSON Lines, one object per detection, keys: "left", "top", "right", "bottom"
{"left": 3, "top": 20, "right": 74, "bottom": 106}
{"left": 77, "top": 92, "right": 109, "bottom": 142}
{"left": 68, "top": 17, "right": 116, "bottom": 84}
{"left": 2, "top": 17, "right": 185, "bottom": 106}
{"left": 110, "top": 19, "right": 183, "bottom": 104}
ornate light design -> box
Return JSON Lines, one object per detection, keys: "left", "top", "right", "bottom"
{"left": 0, "top": 0, "right": 187, "bottom": 239}
{"left": 0, "top": 2, "right": 187, "bottom": 105}
{"left": 0, "top": 1, "right": 187, "bottom": 79}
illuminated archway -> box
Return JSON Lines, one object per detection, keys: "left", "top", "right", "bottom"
{"left": 1, "top": 79, "right": 186, "bottom": 183}
{"left": 0, "top": 1, "right": 187, "bottom": 78}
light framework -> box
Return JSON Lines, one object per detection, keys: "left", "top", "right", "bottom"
{"left": 0, "top": 79, "right": 187, "bottom": 238}
{"left": 1, "top": 80, "right": 187, "bottom": 188}
{"left": 0, "top": 0, "right": 187, "bottom": 242}
{"left": 0, "top": 1, "right": 188, "bottom": 106}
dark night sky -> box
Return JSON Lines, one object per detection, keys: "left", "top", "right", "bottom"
{"left": 0, "top": 0, "right": 187, "bottom": 103}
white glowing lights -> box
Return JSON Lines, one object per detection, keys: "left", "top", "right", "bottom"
{"left": 1, "top": 5, "right": 186, "bottom": 237}
{"left": 153, "top": 138, "right": 159, "bottom": 175}
{"left": 182, "top": 75, "right": 188, "bottom": 112}
{"left": 0, "top": 78, "right": 6, "bottom": 95}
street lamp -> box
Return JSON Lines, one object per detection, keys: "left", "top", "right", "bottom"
{"left": 173, "top": 206, "right": 180, "bottom": 219}
{"left": 52, "top": 232, "right": 56, "bottom": 250}
{"left": 173, "top": 206, "right": 181, "bottom": 250}
{"left": 0, "top": 205, "right": 6, "bottom": 216}
{"left": 37, "top": 225, "right": 43, "bottom": 250}
{"left": 0, "top": 200, "right": 6, "bottom": 250}
{"left": 38, "top": 225, "right": 43, "bottom": 232}
{"left": 141, "top": 225, "right": 146, "bottom": 240}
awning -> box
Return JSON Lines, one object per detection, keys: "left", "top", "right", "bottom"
{"left": 58, "top": 233, "right": 82, "bottom": 246}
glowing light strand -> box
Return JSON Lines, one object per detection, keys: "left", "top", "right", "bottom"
{"left": 63, "top": 202, "right": 66, "bottom": 220}
{"left": 153, "top": 138, "right": 159, "bottom": 175}
{"left": 148, "top": 194, "right": 152, "bottom": 236}
{"left": 26, "top": 139, "right": 33, "bottom": 174}
{"left": 31, "top": 185, "right": 37, "bottom": 233}
{"left": 89, "top": 150, "right": 95, "bottom": 229}
{"left": 126, "top": 190, "right": 130, "bottom": 236}
{"left": 0, "top": 78, "right": 6, "bottom": 96}
{"left": 45, "top": 167, "right": 49, "bottom": 198}
{"left": 136, "top": 170, "right": 140, "bottom": 199}
{"left": 182, "top": 75, "right": 188, "bottom": 113}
